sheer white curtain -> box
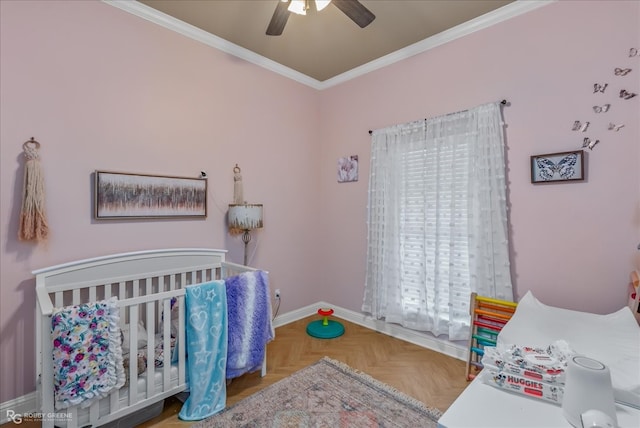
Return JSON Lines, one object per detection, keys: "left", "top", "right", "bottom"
{"left": 362, "top": 102, "right": 513, "bottom": 341}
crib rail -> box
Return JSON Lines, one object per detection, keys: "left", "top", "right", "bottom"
{"left": 222, "top": 260, "right": 260, "bottom": 277}
{"left": 36, "top": 264, "right": 222, "bottom": 316}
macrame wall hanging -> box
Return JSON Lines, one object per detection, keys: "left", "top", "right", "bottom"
{"left": 18, "top": 137, "right": 49, "bottom": 242}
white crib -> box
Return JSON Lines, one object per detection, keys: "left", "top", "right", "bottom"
{"left": 34, "top": 248, "right": 264, "bottom": 428}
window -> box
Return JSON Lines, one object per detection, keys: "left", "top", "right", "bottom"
{"left": 362, "top": 102, "right": 513, "bottom": 340}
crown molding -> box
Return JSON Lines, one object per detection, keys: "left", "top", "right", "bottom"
{"left": 321, "top": 1, "right": 555, "bottom": 89}
{"left": 103, "top": 0, "right": 324, "bottom": 90}
{"left": 103, "top": 0, "right": 554, "bottom": 91}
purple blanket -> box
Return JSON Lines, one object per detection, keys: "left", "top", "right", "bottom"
{"left": 225, "top": 270, "right": 274, "bottom": 379}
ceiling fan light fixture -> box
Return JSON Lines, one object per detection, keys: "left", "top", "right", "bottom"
{"left": 288, "top": 0, "right": 332, "bottom": 15}
{"left": 288, "top": 0, "right": 307, "bottom": 15}
{"left": 268, "top": 0, "right": 372, "bottom": 36}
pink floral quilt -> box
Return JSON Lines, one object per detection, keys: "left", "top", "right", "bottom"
{"left": 51, "top": 297, "right": 125, "bottom": 409}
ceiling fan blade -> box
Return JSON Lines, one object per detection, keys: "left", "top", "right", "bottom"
{"left": 266, "top": 1, "right": 291, "bottom": 36}
{"left": 332, "top": 0, "right": 375, "bottom": 28}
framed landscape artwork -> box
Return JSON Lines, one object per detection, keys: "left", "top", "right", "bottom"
{"left": 95, "top": 171, "right": 207, "bottom": 219}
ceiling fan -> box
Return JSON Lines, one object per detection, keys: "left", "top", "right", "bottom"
{"left": 266, "top": 0, "right": 376, "bottom": 36}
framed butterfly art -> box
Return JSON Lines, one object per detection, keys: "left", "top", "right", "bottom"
{"left": 530, "top": 150, "right": 585, "bottom": 184}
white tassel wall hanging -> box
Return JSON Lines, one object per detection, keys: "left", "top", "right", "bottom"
{"left": 233, "top": 164, "right": 244, "bottom": 205}
{"left": 18, "top": 137, "right": 49, "bottom": 242}
{"left": 229, "top": 164, "right": 244, "bottom": 236}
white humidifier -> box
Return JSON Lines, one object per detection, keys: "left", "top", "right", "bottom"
{"left": 562, "top": 356, "right": 618, "bottom": 428}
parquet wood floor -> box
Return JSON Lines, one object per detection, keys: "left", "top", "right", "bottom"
{"left": 7, "top": 316, "right": 469, "bottom": 427}
{"left": 140, "top": 315, "right": 469, "bottom": 427}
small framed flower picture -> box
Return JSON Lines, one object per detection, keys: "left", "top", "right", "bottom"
{"left": 337, "top": 155, "right": 358, "bottom": 183}
{"left": 530, "top": 150, "right": 585, "bottom": 183}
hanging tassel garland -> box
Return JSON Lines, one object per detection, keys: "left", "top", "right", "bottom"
{"left": 18, "top": 138, "right": 49, "bottom": 242}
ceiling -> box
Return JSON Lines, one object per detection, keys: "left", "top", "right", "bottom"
{"left": 135, "top": 0, "right": 516, "bottom": 83}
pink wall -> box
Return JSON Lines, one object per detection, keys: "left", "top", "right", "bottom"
{"left": 318, "top": 0, "right": 640, "bottom": 317}
{"left": 1, "top": 0, "right": 638, "bottom": 405}
{"left": 0, "top": 0, "right": 324, "bottom": 403}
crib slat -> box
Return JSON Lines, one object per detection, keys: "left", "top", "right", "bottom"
{"left": 163, "top": 298, "right": 171, "bottom": 391}
{"left": 170, "top": 274, "right": 176, "bottom": 291}
{"left": 178, "top": 295, "right": 186, "bottom": 385}
{"left": 129, "top": 305, "right": 138, "bottom": 406}
{"left": 89, "top": 400, "right": 99, "bottom": 426}
{"left": 104, "top": 283, "right": 111, "bottom": 299}
{"left": 110, "top": 386, "right": 119, "bottom": 415}
{"left": 140, "top": 277, "right": 151, "bottom": 342}
{"left": 133, "top": 279, "right": 139, "bottom": 298}
{"left": 119, "top": 281, "right": 126, "bottom": 304}
{"left": 156, "top": 276, "right": 165, "bottom": 330}
{"left": 119, "top": 281, "right": 128, "bottom": 324}
{"left": 146, "top": 301, "right": 155, "bottom": 399}
{"left": 68, "top": 407, "right": 78, "bottom": 428}
{"left": 89, "top": 285, "right": 97, "bottom": 303}
{"left": 72, "top": 288, "right": 80, "bottom": 305}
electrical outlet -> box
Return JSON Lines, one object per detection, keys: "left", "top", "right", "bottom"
{"left": 275, "top": 289, "right": 281, "bottom": 299}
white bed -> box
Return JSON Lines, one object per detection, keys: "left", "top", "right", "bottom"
{"left": 34, "top": 248, "right": 265, "bottom": 428}
{"left": 439, "top": 291, "right": 640, "bottom": 428}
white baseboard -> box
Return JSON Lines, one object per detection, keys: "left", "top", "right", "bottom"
{"left": 272, "top": 302, "right": 322, "bottom": 328}
{"left": 273, "top": 301, "right": 467, "bottom": 361}
{"left": 323, "top": 302, "right": 466, "bottom": 361}
{"left": 2, "top": 302, "right": 466, "bottom": 420}
{"left": 1, "top": 391, "right": 36, "bottom": 425}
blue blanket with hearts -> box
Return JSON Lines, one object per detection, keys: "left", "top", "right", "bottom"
{"left": 179, "top": 280, "right": 227, "bottom": 421}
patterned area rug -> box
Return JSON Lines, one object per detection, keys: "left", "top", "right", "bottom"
{"left": 193, "top": 356, "right": 441, "bottom": 427}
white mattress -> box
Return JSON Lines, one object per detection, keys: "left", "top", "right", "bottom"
{"left": 121, "top": 363, "right": 180, "bottom": 401}
{"left": 497, "top": 291, "right": 640, "bottom": 409}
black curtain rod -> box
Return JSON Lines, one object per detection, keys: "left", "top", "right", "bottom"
{"left": 368, "top": 99, "right": 509, "bottom": 135}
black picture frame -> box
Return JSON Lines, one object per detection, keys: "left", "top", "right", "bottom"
{"left": 530, "top": 150, "right": 585, "bottom": 184}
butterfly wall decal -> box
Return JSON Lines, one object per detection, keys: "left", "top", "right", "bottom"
{"left": 535, "top": 153, "right": 578, "bottom": 180}
{"left": 608, "top": 123, "right": 625, "bottom": 131}
{"left": 630, "top": 48, "right": 639, "bottom": 57}
{"left": 592, "top": 104, "right": 610, "bottom": 113}
{"left": 593, "top": 83, "right": 608, "bottom": 93}
{"left": 614, "top": 67, "right": 632, "bottom": 76}
{"left": 582, "top": 138, "right": 599, "bottom": 150}
{"left": 620, "top": 89, "right": 637, "bottom": 99}
{"left": 572, "top": 121, "right": 590, "bottom": 132}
